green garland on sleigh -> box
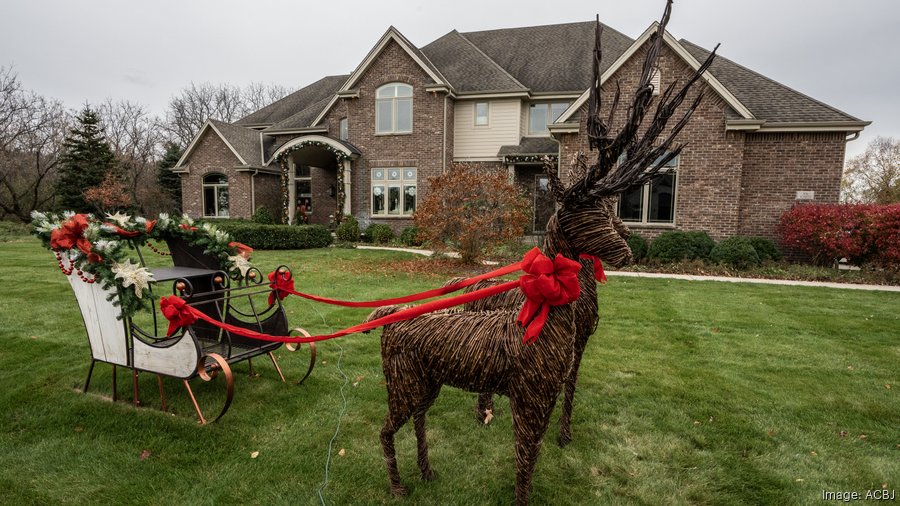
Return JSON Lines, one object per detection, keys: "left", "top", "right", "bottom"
{"left": 31, "top": 211, "right": 253, "bottom": 319}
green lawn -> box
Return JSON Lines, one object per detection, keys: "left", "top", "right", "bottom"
{"left": 0, "top": 238, "right": 897, "bottom": 505}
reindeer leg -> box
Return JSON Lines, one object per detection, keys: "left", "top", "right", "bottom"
{"left": 558, "top": 337, "right": 588, "bottom": 448}
{"left": 475, "top": 392, "right": 495, "bottom": 424}
{"left": 510, "top": 393, "right": 557, "bottom": 506}
{"left": 414, "top": 385, "right": 441, "bottom": 481}
{"left": 381, "top": 375, "right": 422, "bottom": 497}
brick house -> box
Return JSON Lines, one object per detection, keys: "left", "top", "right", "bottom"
{"left": 171, "top": 20, "right": 868, "bottom": 240}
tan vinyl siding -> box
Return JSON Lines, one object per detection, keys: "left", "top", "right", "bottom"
{"left": 453, "top": 99, "right": 521, "bottom": 160}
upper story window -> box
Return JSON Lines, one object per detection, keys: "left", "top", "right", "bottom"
{"left": 474, "top": 102, "right": 489, "bottom": 126}
{"left": 617, "top": 154, "right": 678, "bottom": 224}
{"left": 202, "top": 173, "right": 229, "bottom": 218}
{"left": 376, "top": 83, "right": 413, "bottom": 134}
{"left": 528, "top": 102, "right": 570, "bottom": 135}
{"left": 339, "top": 117, "right": 348, "bottom": 141}
{"left": 371, "top": 167, "right": 416, "bottom": 216}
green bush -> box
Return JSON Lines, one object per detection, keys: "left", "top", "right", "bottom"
{"left": 748, "top": 236, "right": 782, "bottom": 262}
{"left": 1, "top": 220, "right": 31, "bottom": 242}
{"left": 648, "top": 231, "right": 715, "bottom": 262}
{"left": 335, "top": 215, "right": 360, "bottom": 242}
{"left": 399, "top": 226, "right": 423, "bottom": 247}
{"left": 710, "top": 236, "right": 761, "bottom": 269}
{"left": 216, "top": 222, "right": 332, "bottom": 250}
{"left": 627, "top": 234, "right": 649, "bottom": 262}
{"left": 251, "top": 206, "right": 275, "bottom": 225}
{"left": 366, "top": 224, "right": 394, "bottom": 245}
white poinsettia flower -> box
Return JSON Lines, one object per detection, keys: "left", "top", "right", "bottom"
{"left": 111, "top": 259, "right": 155, "bottom": 299}
{"left": 215, "top": 230, "right": 229, "bottom": 243}
{"left": 31, "top": 210, "right": 48, "bottom": 222}
{"left": 105, "top": 211, "right": 131, "bottom": 226}
{"left": 134, "top": 216, "right": 147, "bottom": 225}
{"left": 63, "top": 211, "right": 75, "bottom": 219}
{"left": 93, "top": 239, "right": 120, "bottom": 253}
{"left": 227, "top": 255, "right": 253, "bottom": 278}
{"left": 100, "top": 224, "right": 117, "bottom": 234}
{"left": 181, "top": 215, "right": 194, "bottom": 225}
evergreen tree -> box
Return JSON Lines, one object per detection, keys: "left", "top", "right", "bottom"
{"left": 56, "top": 106, "right": 117, "bottom": 211}
{"left": 157, "top": 141, "right": 184, "bottom": 212}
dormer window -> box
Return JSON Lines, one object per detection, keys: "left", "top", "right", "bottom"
{"left": 528, "top": 102, "right": 570, "bottom": 135}
{"left": 376, "top": 83, "right": 413, "bottom": 134}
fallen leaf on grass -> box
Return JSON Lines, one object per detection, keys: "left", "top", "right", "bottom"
{"left": 30, "top": 335, "right": 38, "bottom": 339}
{"left": 886, "top": 384, "right": 892, "bottom": 389}
{"left": 140, "top": 450, "right": 151, "bottom": 461}
{"left": 858, "top": 434, "right": 867, "bottom": 440}
{"left": 795, "top": 478, "right": 804, "bottom": 483}
{"left": 810, "top": 451, "right": 818, "bottom": 456}
{"left": 322, "top": 361, "right": 327, "bottom": 365}
{"left": 355, "top": 375, "right": 365, "bottom": 382}
{"left": 847, "top": 365, "right": 854, "bottom": 370}
{"left": 838, "top": 431, "right": 848, "bottom": 437}
{"left": 711, "top": 328, "right": 720, "bottom": 334}
{"left": 693, "top": 420, "right": 701, "bottom": 426}
{"left": 250, "top": 451, "right": 259, "bottom": 459}
{"left": 483, "top": 409, "right": 494, "bottom": 425}
{"left": 74, "top": 426, "right": 83, "bottom": 433}
{"left": 338, "top": 448, "right": 345, "bottom": 457}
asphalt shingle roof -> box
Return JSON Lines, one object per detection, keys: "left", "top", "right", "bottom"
{"left": 498, "top": 137, "right": 559, "bottom": 156}
{"left": 680, "top": 40, "right": 862, "bottom": 123}
{"left": 422, "top": 31, "right": 526, "bottom": 93}
{"left": 458, "top": 21, "right": 635, "bottom": 93}
{"left": 208, "top": 119, "right": 264, "bottom": 166}
{"left": 236, "top": 75, "right": 347, "bottom": 126}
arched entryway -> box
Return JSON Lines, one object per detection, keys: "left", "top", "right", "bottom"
{"left": 269, "top": 136, "right": 359, "bottom": 225}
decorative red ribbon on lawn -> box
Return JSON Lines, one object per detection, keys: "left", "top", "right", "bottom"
{"left": 161, "top": 247, "right": 587, "bottom": 344}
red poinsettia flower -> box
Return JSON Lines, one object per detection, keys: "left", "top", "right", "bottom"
{"left": 50, "top": 214, "right": 92, "bottom": 255}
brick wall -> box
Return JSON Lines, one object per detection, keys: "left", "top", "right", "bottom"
{"left": 180, "top": 129, "right": 253, "bottom": 219}
{"left": 738, "top": 132, "right": 846, "bottom": 239}
{"left": 319, "top": 39, "right": 449, "bottom": 232}
{"left": 558, "top": 42, "right": 745, "bottom": 241}
{"left": 253, "top": 173, "right": 281, "bottom": 222}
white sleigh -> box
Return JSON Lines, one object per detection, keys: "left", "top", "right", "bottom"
{"left": 65, "top": 243, "right": 316, "bottom": 424}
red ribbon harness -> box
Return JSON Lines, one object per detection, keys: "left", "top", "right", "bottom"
{"left": 160, "top": 247, "right": 606, "bottom": 345}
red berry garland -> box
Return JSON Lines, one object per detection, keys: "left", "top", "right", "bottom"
{"left": 146, "top": 241, "right": 171, "bottom": 256}
{"left": 55, "top": 251, "right": 96, "bottom": 283}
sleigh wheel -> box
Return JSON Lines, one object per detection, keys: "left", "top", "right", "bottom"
{"left": 183, "top": 353, "right": 234, "bottom": 424}
{"left": 286, "top": 327, "right": 316, "bottom": 385}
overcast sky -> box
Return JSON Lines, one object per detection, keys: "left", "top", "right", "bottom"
{"left": 2, "top": 0, "right": 897, "bottom": 160}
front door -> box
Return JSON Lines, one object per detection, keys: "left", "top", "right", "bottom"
{"left": 533, "top": 175, "right": 555, "bottom": 233}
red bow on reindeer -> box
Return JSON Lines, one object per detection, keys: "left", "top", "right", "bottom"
{"left": 160, "top": 295, "right": 197, "bottom": 336}
{"left": 517, "top": 248, "right": 582, "bottom": 344}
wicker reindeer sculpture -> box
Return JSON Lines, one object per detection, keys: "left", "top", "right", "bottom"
{"left": 448, "top": 189, "right": 629, "bottom": 447}
{"left": 368, "top": 2, "right": 716, "bottom": 503}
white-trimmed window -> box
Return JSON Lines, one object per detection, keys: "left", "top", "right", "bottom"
{"left": 474, "top": 102, "right": 489, "bottom": 126}
{"left": 528, "top": 102, "right": 570, "bottom": 134}
{"left": 376, "top": 83, "right": 413, "bottom": 134}
{"left": 339, "top": 117, "right": 348, "bottom": 141}
{"left": 202, "top": 173, "right": 229, "bottom": 218}
{"left": 372, "top": 168, "right": 416, "bottom": 216}
{"left": 617, "top": 155, "right": 678, "bottom": 224}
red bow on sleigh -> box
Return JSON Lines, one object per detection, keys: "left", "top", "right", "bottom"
{"left": 268, "top": 270, "right": 294, "bottom": 306}
{"left": 516, "top": 248, "right": 582, "bottom": 344}
{"left": 160, "top": 295, "right": 197, "bottom": 336}
{"left": 50, "top": 214, "right": 102, "bottom": 263}
{"left": 229, "top": 241, "right": 253, "bottom": 259}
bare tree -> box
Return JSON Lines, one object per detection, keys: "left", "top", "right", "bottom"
{"left": 162, "top": 82, "right": 293, "bottom": 147}
{"left": 0, "top": 66, "right": 69, "bottom": 221}
{"left": 842, "top": 136, "right": 900, "bottom": 204}
{"left": 98, "top": 99, "right": 164, "bottom": 210}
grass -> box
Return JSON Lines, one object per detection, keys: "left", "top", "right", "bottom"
{"left": 0, "top": 237, "right": 897, "bottom": 505}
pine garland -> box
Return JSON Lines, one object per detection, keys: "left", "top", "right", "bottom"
{"left": 31, "top": 211, "right": 251, "bottom": 319}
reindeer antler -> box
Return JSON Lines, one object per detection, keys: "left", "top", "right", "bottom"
{"left": 564, "top": 0, "right": 718, "bottom": 207}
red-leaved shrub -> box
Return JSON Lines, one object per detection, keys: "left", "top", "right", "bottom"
{"left": 778, "top": 204, "right": 900, "bottom": 267}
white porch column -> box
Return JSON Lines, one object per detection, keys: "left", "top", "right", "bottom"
{"left": 507, "top": 163, "right": 516, "bottom": 184}
{"left": 287, "top": 159, "right": 296, "bottom": 224}
{"left": 342, "top": 159, "right": 352, "bottom": 215}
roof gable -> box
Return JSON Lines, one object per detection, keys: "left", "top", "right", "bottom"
{"left": 236, "top": 75, "right": 347, "bottom": 127}
{"left": 557, "top": 22, "right": 754, "bottom": 123}
{"left": 176, "top": 120, "right": 267, "bottom": 169}
{"left": 311, "top": 27, "right": 450, "bottom": 127}
{"left": 422, "top": 31, "right": 526, "bottom": 93}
